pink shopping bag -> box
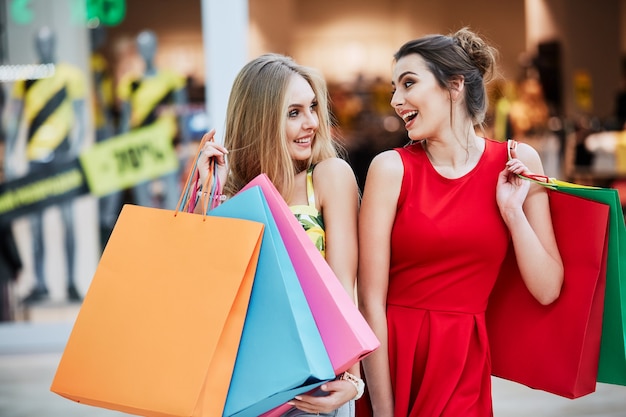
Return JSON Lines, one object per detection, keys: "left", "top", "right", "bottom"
{"left": 241, "top": 174, "right": 380, "bottom": 416}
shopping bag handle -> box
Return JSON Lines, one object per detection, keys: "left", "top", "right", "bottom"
{"left": 507, "top": 139, "right": 548, "bottom": 185}
{"left": 507, "top": 139, "right": 598, "bottom": 190}
{"left": 176, "top": 130, "right": 221, "bottom": 217}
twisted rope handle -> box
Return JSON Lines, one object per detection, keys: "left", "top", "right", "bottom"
{"left": 175, "top": 131, "right": 220, "bottom": 217}
{"left": 508, "top": 139, "right": 557, "bottom": 189}
{"left": 507, "top": 139, "right": 597, "bottom": 190}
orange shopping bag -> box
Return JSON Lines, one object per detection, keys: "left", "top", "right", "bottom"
{"left": 50, "top": 200, "right": 264, "bottom": 413}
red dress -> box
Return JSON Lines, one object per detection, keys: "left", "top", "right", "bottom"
{"left": 358, "top": 139, "right": 510, "bottom": 417}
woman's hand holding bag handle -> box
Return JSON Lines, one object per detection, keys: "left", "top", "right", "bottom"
{"left": 177, "top": 130, "right": 228, "bottom": 215}
{"left": 198, "top": 130, "right": 229, "bottom": 208}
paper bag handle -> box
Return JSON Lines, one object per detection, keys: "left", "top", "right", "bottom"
{"left": 506, "top": 139, "right": 598, "bottom": 190}
{"left": 176, "top": 130, "right": 221, "bottom": 217}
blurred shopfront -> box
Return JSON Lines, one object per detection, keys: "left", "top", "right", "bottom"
{"left": 0, "top": 0, "right": 625, "bottom": 318}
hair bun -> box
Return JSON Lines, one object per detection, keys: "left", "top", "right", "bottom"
{"left": 452, "top": 27, "right": 497, "bottom": 82}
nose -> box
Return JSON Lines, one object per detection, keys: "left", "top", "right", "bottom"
{"left": 390, "top": 89, "right": 403, "bottom": 108}
{"left": 304, "top": 111, "right": 319, "bottom": 130}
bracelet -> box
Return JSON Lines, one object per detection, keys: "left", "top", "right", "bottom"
{"left": 340, "top": 371, "right": 365, "bottom": 401}
{"left": 196, "top": 190, "right": 226, "bottom": 201}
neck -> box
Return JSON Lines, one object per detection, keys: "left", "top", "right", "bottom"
{"left": 424, "top": 127, "right": 480, "bottom": 159}
{"left": 421, "top": 132, "right": 484, "bottom": 176}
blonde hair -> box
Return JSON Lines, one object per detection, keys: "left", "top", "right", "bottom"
{"left": 223, "top": 53, "right": 340, "bottom": 199}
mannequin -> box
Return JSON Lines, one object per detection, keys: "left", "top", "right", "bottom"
{"left": 90, "top": 26, "right": 120, "bottom": 250}
{"left": 90, "top": 26, "right": 115, "bottom": 142}
{"left": 3, "top": 26, "right": 86, "bottom": 303}
{"left": 1, "top": 82, "right": 23, "bottom": 320}
{"left": 117, "top": 30, "right": 190, "bottom": 209}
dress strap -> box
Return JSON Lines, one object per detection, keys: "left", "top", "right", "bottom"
{"left": 306, "top": 165, "right": 316, "bottom": 208}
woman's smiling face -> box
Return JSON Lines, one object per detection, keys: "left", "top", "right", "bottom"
{"left": 391, "top": 53, "right": 451, "bottom": 141}
{"left": 285, "top": 73, "right": 319, "bottom": 162}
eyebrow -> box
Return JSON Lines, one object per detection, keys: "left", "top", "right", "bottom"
{"left": 287, "top": 103, "right": 307, "bottom": 112}
{"left": 288, "top": 97, "right": 317, "bottom": 108}
{"left": 392, "top": 70, "right": 418, "bottom": 86}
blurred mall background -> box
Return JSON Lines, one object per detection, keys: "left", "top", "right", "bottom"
{"left": 2, "top": 0, "right": 626, "bottom": 307}
{"left": 3, "top": 0, "right": 626, "bottom": 308}
{"left": 1, "top": 1, "right": 626, "bottom": 416}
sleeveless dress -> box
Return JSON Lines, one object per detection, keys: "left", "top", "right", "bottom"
{"left": 287, "top": 166, "right": 355, "bottom": 417}
{"left": 290, "top": 166, "right": 327, "bottom": 258}
{"left": 359, "top": 139, "right": 510, "bottom": 417}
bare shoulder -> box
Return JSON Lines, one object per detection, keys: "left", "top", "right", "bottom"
{"left": 515, "top": 141, "right": 544, "bottom": 173}
{"left": 313, "top": 157, "right": 357, "bottom": 186}
{"left": 361, "top": 150, "right": 403, "bottom": 220}
{"left": 368, "top": 149, "right": 403, "bottom": 180}
{"left": 315, "top": 157, "right": 354, "bottom": 174}
{"left": 312, "top": 157, "right": 359, "bottom": 206}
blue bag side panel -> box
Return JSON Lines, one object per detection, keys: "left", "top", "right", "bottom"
{"left": 209, "top": 186, "right": 334, "bottom": 417}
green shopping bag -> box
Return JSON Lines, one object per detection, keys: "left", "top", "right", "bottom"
{"left": 551, "top": 180, "right": 626, "bottom": 386}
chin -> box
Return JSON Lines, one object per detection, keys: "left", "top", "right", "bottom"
{"left": 407, "top": 131, "right": 423, "bottom": 141}
{"left": 290, "top": 151, "right": 312, "bottom": 161}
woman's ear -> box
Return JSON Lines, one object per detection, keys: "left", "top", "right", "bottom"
{"left": 449, "top": 75, "right": 465, "bottom": 102}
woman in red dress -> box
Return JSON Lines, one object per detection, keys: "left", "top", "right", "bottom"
{"left": 356, "top": 28, "right": 564, "bottom": 417}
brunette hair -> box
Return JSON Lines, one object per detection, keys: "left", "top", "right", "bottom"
{"left": 223, "top": 53, "right": 339, "bottom": 199}
{"left": 393, "top": 27, "right": 498, "bottom": 125}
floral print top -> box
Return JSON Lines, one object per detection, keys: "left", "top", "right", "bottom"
{"left": 290, "top": 166, "right": 326, "bottom": 257}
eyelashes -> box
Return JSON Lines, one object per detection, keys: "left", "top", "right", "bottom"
{"left": 288, "top": 101, "right": 318, "bottom": 118}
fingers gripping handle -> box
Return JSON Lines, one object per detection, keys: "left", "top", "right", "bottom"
{"left": 176, "top": 130, "right": 221, "bottom": 216}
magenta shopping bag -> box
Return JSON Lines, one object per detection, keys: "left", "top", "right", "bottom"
{"left": 240, "top": 174, "right": 379, "bottom": 416}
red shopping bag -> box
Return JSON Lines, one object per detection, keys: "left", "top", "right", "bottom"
{"left": 487, "top": 189, "right": 610, "bottom": 398}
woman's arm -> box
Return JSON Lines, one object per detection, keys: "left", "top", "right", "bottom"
{"left": 358, "top": 150, "right": 403, "bottom": 417}
{"left": 497, "top": 142, "right": 564, "bottom": 305}
{"left": 316, "top": 157, "right": 359, "bottom": 300}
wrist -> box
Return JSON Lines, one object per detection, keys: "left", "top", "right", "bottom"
{"left": 499, "top": 206, "right": 525, "bottom": 226}
{"left": 340, "top": 371, "right": 364, "bottom": 401}
{"left": 196, "top": 190, "right": 226, "bottom": 202}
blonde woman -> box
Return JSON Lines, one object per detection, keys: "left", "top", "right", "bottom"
{"left": 198, "top": 53, "right": 362, "bottom": 416}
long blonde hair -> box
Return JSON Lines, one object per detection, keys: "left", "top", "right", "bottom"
{"left": 223, "top": 53, "right": 340, "bottom": 200}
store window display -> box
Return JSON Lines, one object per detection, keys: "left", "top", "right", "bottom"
{"left": 1, "top": 79, "right": 24, "bottom": 320}
{"left": 117, "top": 30, "right": 190, "bottom": 210}
{"left": 3, "top": 26, "right": 86, "bottom": 303}
{"left": 90, "top": 26, "right": 120, "bottom": 250}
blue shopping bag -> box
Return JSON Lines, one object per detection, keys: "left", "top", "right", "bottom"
{"left": 209, "top": 186, "right": 335, "bottom": 417}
